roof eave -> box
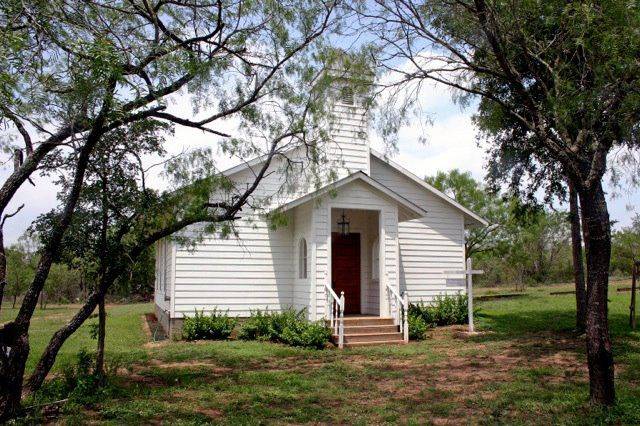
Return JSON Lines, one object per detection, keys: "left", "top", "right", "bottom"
{"left": 369, "top": 149, "right": 489, "bottom": 228}
{"left": 274, "top": 172, "right": 427, "bottom": 218}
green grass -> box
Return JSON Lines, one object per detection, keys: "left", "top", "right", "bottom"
{"left": 0, "top": 302, "right": 150, "bottom": 373}
{"left": 4, "top": 282, "right": 640, "bottom": 424}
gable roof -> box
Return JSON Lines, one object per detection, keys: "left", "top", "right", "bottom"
{"left": 275, "top": 171, "right": 428, "bottom": 219}
{"left": 219, "top": 146, "right": 488, "bottom": 228}
{"left": 369, "top": 149, "right": 488, "bottom": 227}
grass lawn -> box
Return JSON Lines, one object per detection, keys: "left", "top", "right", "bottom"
{"left": 3, "top": 281, "right": 639, "bottom": 425}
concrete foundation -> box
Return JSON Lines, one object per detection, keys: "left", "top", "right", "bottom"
{"left": 155, "top": 304, "right": 184, "bottom": 339}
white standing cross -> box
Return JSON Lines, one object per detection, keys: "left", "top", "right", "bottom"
{"left": 444, "top": 258, "right": 484, "bottom": 333}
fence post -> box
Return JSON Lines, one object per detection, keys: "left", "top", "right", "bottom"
{"left": 403, "top": 292, "right": 409, "bottom": 342}
{"left": 631, "top": 262, "right": 637, "bottom": 330}
{"left": 338, "top": 291, "right": 345, "bottom": 349}
{"left": 467, "top": 257, "right": 474, "bottom": 333}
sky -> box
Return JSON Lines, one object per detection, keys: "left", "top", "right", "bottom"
{"left": 2, "top": 79, "right": 639, "bottom": 246}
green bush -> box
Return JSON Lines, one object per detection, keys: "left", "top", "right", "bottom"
{"left": 237, "top": 309, "right": 274, "bottom": 341}
{"left": 408, "top": 313, "right": 428, "bottom": 340}
{"left": 433, "top": 293, "right": 468, "bottom": 325}
{"left": 409, "top": 293, "right": 470, "bottom": 328}
{"left": 182, "top": 308, "right": 237, "bottom": 341}
{"left": 35, "top": 349, "right": 107, "bottom": 406}
{"left": 280, "top": 320, "right": 332, "bottom": 350}
{"left": 238, "top": 308, "right": 331, "bottom": 349}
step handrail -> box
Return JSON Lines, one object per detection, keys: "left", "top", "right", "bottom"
{"left": 325, "top": 283, "right": 345, "bottom": 348}
{"left": 386, "top": 282, "right": 409, "bottom": 342}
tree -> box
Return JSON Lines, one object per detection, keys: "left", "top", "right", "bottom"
{"left": 3, "top": 234, "right": 39, "bottom": 309}
{"left": 359, "top": 0, "right": 640, "bottom": 404}
{"left": 0, "top": 0, "right": 341, "bottom": 419}
{"left": 425, "top": 170, "right": 575, "bottom": 289}
{"left": 5, "top": 249, "right": 33, "bottom": 309}
{"left": 611, "top": 215, "right": 640, "bottom": 273}
{"left": 425, "top": 169, "right": 507, "bottom": 258}
{"left": 568, "top": 183, "right": 587, "bottom": 332}
{"left": 612, "top": 216, "right": 640, "bottom": 330}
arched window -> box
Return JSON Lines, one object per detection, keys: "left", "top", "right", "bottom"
{"left": 299, "top": 238, "right": 308, "bottom": 279}
{"left": 371, "top": 237, "right": 380, "bottom": 280}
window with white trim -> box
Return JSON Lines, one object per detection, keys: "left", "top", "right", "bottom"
{"left": 299, "top": 238, "right": 308, "bottom": 279}
{"left": 163, "top": 241, "right": 171, "bottom": 300}
{"left": 156, "top": 241, "right": 164, "bottom": 294}
{"left": 371, "top": 237, "right": 380, "bottom": 280}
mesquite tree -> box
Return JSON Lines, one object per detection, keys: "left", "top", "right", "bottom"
{"left": 425, "top": 169, "right": 506, "bottom": 259}
{"left": 358, "top": 0, "right": 640, "bottom": 405}
{"left": 30, "top": 121, "right": 169, "bottom": 379}
{"left": 568, "top": 182, "right": 587, "bottom": 332}
{"left": 0, "top": 0, "right": 340, "bottom": 419}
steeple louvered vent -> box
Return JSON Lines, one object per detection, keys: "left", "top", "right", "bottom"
{"left": 339, "top": 86, "right": 355, "bottom": 106}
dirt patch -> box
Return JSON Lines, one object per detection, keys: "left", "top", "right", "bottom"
{"left": 148, "top": 359, "right": 233, "bottom": 374}
{"left": 346, "top": 332, "right": 588, "bottom": 421}
{"left": 196, "top": 408, "right": 223, "bottom": 419}
{"left": 112, "top": 328, "right": 591, "bottom": 424}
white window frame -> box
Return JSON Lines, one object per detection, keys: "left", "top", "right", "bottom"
{"left": 162, "top": 240, "right": 171, "bottom": 300}
{"left": 371, "top": 237, "right": 380, "bottom": 281}
{"left": 299, "top": 238, "right": 308, "bottom": 279}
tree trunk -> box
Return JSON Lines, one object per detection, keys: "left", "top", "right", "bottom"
{"left": 0, "top": 322, "right": 29, "bottom": 422}
{"left": 95, "top": 296, "right": 106, "bottom": 377}
{"left": 0, "top": 85, "right": 115, "bottom": 421}
{"left": 0, "top": 229, "right": 6, "bottom": 316}
{"left": 631, "top": 263, "right": 637, "bottom": 330}
{"left": 95, "top": 172, "right": 108, "bottom": 377}
{"left": 25, "top": 290, "right": 103, "bottom": 393}
{"left": 578, "top": 183, "right": 615, "bottom": 406}
{"left": 569, "top": 182, "right": 587, "bottom": 332}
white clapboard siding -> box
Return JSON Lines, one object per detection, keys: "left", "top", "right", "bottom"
{"left": 171, "top": 212, "right": 294, "bottom": 318}
{"left": 327, "top": 101, "right": 370, "bottom": 176}
{"left": 292, "top": 203, "right": 313, "bottom": 313}
{"left": 370, "top": 155, "right": 466, "bottom": 304}
{"left": 155, "top": 75, "right": 478, "bottom": 322}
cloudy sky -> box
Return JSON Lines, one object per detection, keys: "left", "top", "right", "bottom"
{"left": 2, "top": 80, "right": 639, "bottom": 246}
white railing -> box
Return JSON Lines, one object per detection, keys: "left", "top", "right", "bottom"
{"left": 325, "top": 283, "right": 345, "bottom": 348}
{"left": 386, "top": 283, "right": 409, "bottom": 342}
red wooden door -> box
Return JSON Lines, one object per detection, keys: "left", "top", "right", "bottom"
{"left": 331, "top": 232, "right": 361, "bottom": 314}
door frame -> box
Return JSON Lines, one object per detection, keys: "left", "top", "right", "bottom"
{"left": 326, "top": 205, "right": 384, "bottom": 317}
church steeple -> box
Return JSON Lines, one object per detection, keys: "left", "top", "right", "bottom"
{"left": 326, "top": 59, "right": 373, "bottom": 177}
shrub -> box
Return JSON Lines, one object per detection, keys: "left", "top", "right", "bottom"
{"left": 409, "top": 293, "right": 470, "bottom": 328}
{"left": 280, "top": 320, "right": 332, "bottom": 350}
{"left": 430, "top": 294, "right": 468, "bottom": 326}
{"left": 237, "top": 309, "right": 274, "bottom": 341}
{"left": 182, "top": 308, "right": 237, "bottom": 341}
{"left": 408, "top": 313, "right": 428, "bottom": 340}
{"left": 36, "top": 349, "right": 106, "bottom": 406}
{"left": 238, "top": 308, "right": 331, "bottom": 349}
